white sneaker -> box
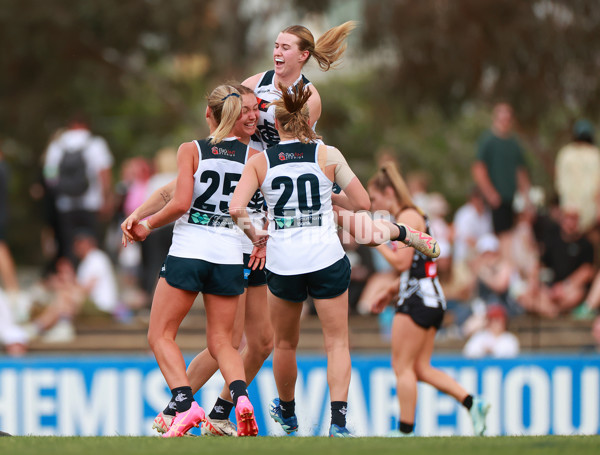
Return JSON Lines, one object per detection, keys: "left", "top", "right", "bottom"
{"left": 152, "top": 411, "right": 174, "bottom": 434}
{"left": 201, "top": 417, "right": 237, "bottom": 437}
{"left": 469, "top": 397, "right": 490, "bottom": 436}
{"left": 398, "top": 223, "right": 440, "bottom": 259}
{"left": 41, "top": 319, "right": 75, "bottom": 343}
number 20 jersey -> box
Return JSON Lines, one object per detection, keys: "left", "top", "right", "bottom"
{"left": 261, "top": 140, "right": 345, "bottom": 275}
{"left": 168, "top": 137, "right": 248, "bottom": 265}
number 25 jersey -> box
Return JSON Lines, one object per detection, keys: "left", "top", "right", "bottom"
{"left": 168, "top": 137, "right": 247, "bottom": 265}
{"left": 261, "top": 140, "right": 345, "bottom": 275}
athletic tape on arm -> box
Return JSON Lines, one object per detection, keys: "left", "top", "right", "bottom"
{"left": 320, "top": 145, "right": 356, "bottom": 190}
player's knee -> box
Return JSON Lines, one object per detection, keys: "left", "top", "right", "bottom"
{"left": 414, "top": 363, "right": 431, "bottom": 381}
{"left": 257, "top": 336, "right": 274, "bottom": 360}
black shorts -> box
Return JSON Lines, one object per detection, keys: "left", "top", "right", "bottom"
{"left": 396, "top": 294, "right": 445, "bottom": 330}
{"left": 159, "top": 255, "right": 244, "bottom": 296}
{"left": 244, "top": 253, "right": 267, "bottom": 288}
{"left": 265, "top": 255, "right": 351, "bottom": 303}
{"left": 491, "top": 202, "right": 515, "bottom": 234}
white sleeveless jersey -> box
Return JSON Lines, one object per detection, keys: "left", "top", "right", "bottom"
{"left": 168, "top": 137, "right": 248, "bottom": 264}
{"left": 252, "top": 70, "right": 314, "bottom": 150}
{"left": 240, "top": 138, "right": 266, "bottom": 254}
{"left": 261, "top": 140, "right": 345, "bottom": 274}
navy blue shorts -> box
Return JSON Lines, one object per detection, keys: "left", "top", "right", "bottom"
{"left": 265, "top": 255, "right": 351, "bottom": 303}
{"left": 159, "top": 255, "right": 244, "bottom": 296}
{"left": 244, "top": 253, "right": 267, "bottom": 288}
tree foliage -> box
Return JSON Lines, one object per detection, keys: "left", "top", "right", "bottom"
{"left": 1, "top": 0, "right": 600, "bottom": 263}
{"left": 362, "top": 0, "right": 600, "bottom": 123}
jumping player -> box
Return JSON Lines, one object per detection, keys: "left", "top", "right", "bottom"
{"left": 243, "top": 21, "right": 357, "bottom": 149}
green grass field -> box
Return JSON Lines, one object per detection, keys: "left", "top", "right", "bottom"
{"left": 1, "top": 435, "right": 599, "bottom": 455}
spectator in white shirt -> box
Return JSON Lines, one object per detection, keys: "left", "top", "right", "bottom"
{"left": 463, "top": 304, "right": 520, "bottom": 358}
{"left": 24, "top": 230, "right": 119, "bottom": 343}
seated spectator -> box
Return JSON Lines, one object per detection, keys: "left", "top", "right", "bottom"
{"left": 463, "top": 304, "right": 520, "bottom": 358}
{"left": 447, "top": 186, "right": 493, "bottom": 300}
{"left": 470, "top": 233, "right": 523, "bottom": 315}
{"left": 572, "top": 270, "right": 600, "bottom": 319}
{"left": 519, "top": 208, "right": 595, "bottom": 317}
{"left": 24, "top": 230, "right": 120, "bottom": 342}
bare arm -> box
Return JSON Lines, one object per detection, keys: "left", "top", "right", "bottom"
{"left": 307, "top": 85, "right": 322, "bottom": 128}
{"left": 121, "top": 179, "right": 176, "bottom": 236}
{"left": 242, "top": 73, "right": 263, "bottom": 91}
{"left": 320, "top": 145, "right": 370, "bottom": 211}
{"left": 122, "top": 144, "right": 194, "bottom": 246}
{"left": 375, "top": 209, "right": 425, "bottom": 272}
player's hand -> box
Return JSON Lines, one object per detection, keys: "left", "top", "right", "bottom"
{"left": 121, "top": 211, "right": 142, "bottom": 245}
{"left": 248, "top": 243, "right": 266, "bottom": 270}
{"left": 121, "top": 218, "right": 152, "bottom": 246}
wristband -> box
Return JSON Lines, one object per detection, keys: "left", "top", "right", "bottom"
{"left": 140, "top": 219, "right": 154, "bottom": 231}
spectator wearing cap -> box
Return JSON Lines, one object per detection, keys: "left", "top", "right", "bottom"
{"left": 463, "top": 303, "right": 520, "bottom": 358}
{"left": 555, "top": 119, "right": 600, "bottom": 233}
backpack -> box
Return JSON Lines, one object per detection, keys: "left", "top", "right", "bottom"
{"left": 55, "top": 144, "right": 90, "bottom": 197}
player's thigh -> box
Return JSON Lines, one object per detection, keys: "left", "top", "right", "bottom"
{"left": 148, "top": 277, "right": 197, "bottom": 340}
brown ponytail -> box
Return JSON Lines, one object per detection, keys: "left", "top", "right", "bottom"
{"left": 368, "top": 161, "right": 424, "bottom": 215}
{"left": 271, "top": 81, "right": 320, "bottom": 143}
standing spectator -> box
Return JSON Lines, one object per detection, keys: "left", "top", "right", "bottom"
{"left": 472, "top": 103, "right": 531, "bottom": 257}
{"left": 43, "top": 115, "right": 114, "bottom": 262}
{"left": 555, "top": 119, "right": 600, "bottom": 233}
{"left": 463, "top": 304, "right": 520, "bottom": 358}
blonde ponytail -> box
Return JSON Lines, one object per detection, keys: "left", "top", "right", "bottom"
{"left": 206, "top": 85, "right": 242, "bottom": 144}
{"left": 282, "top": 21, "right": 357, "bottom": 71}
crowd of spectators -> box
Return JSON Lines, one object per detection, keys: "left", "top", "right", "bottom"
{"left": 345, "top": 103, "right": 600, "bottom": 357}
{"left": 1, "top": 105, "right": 600, "bottom": 357}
